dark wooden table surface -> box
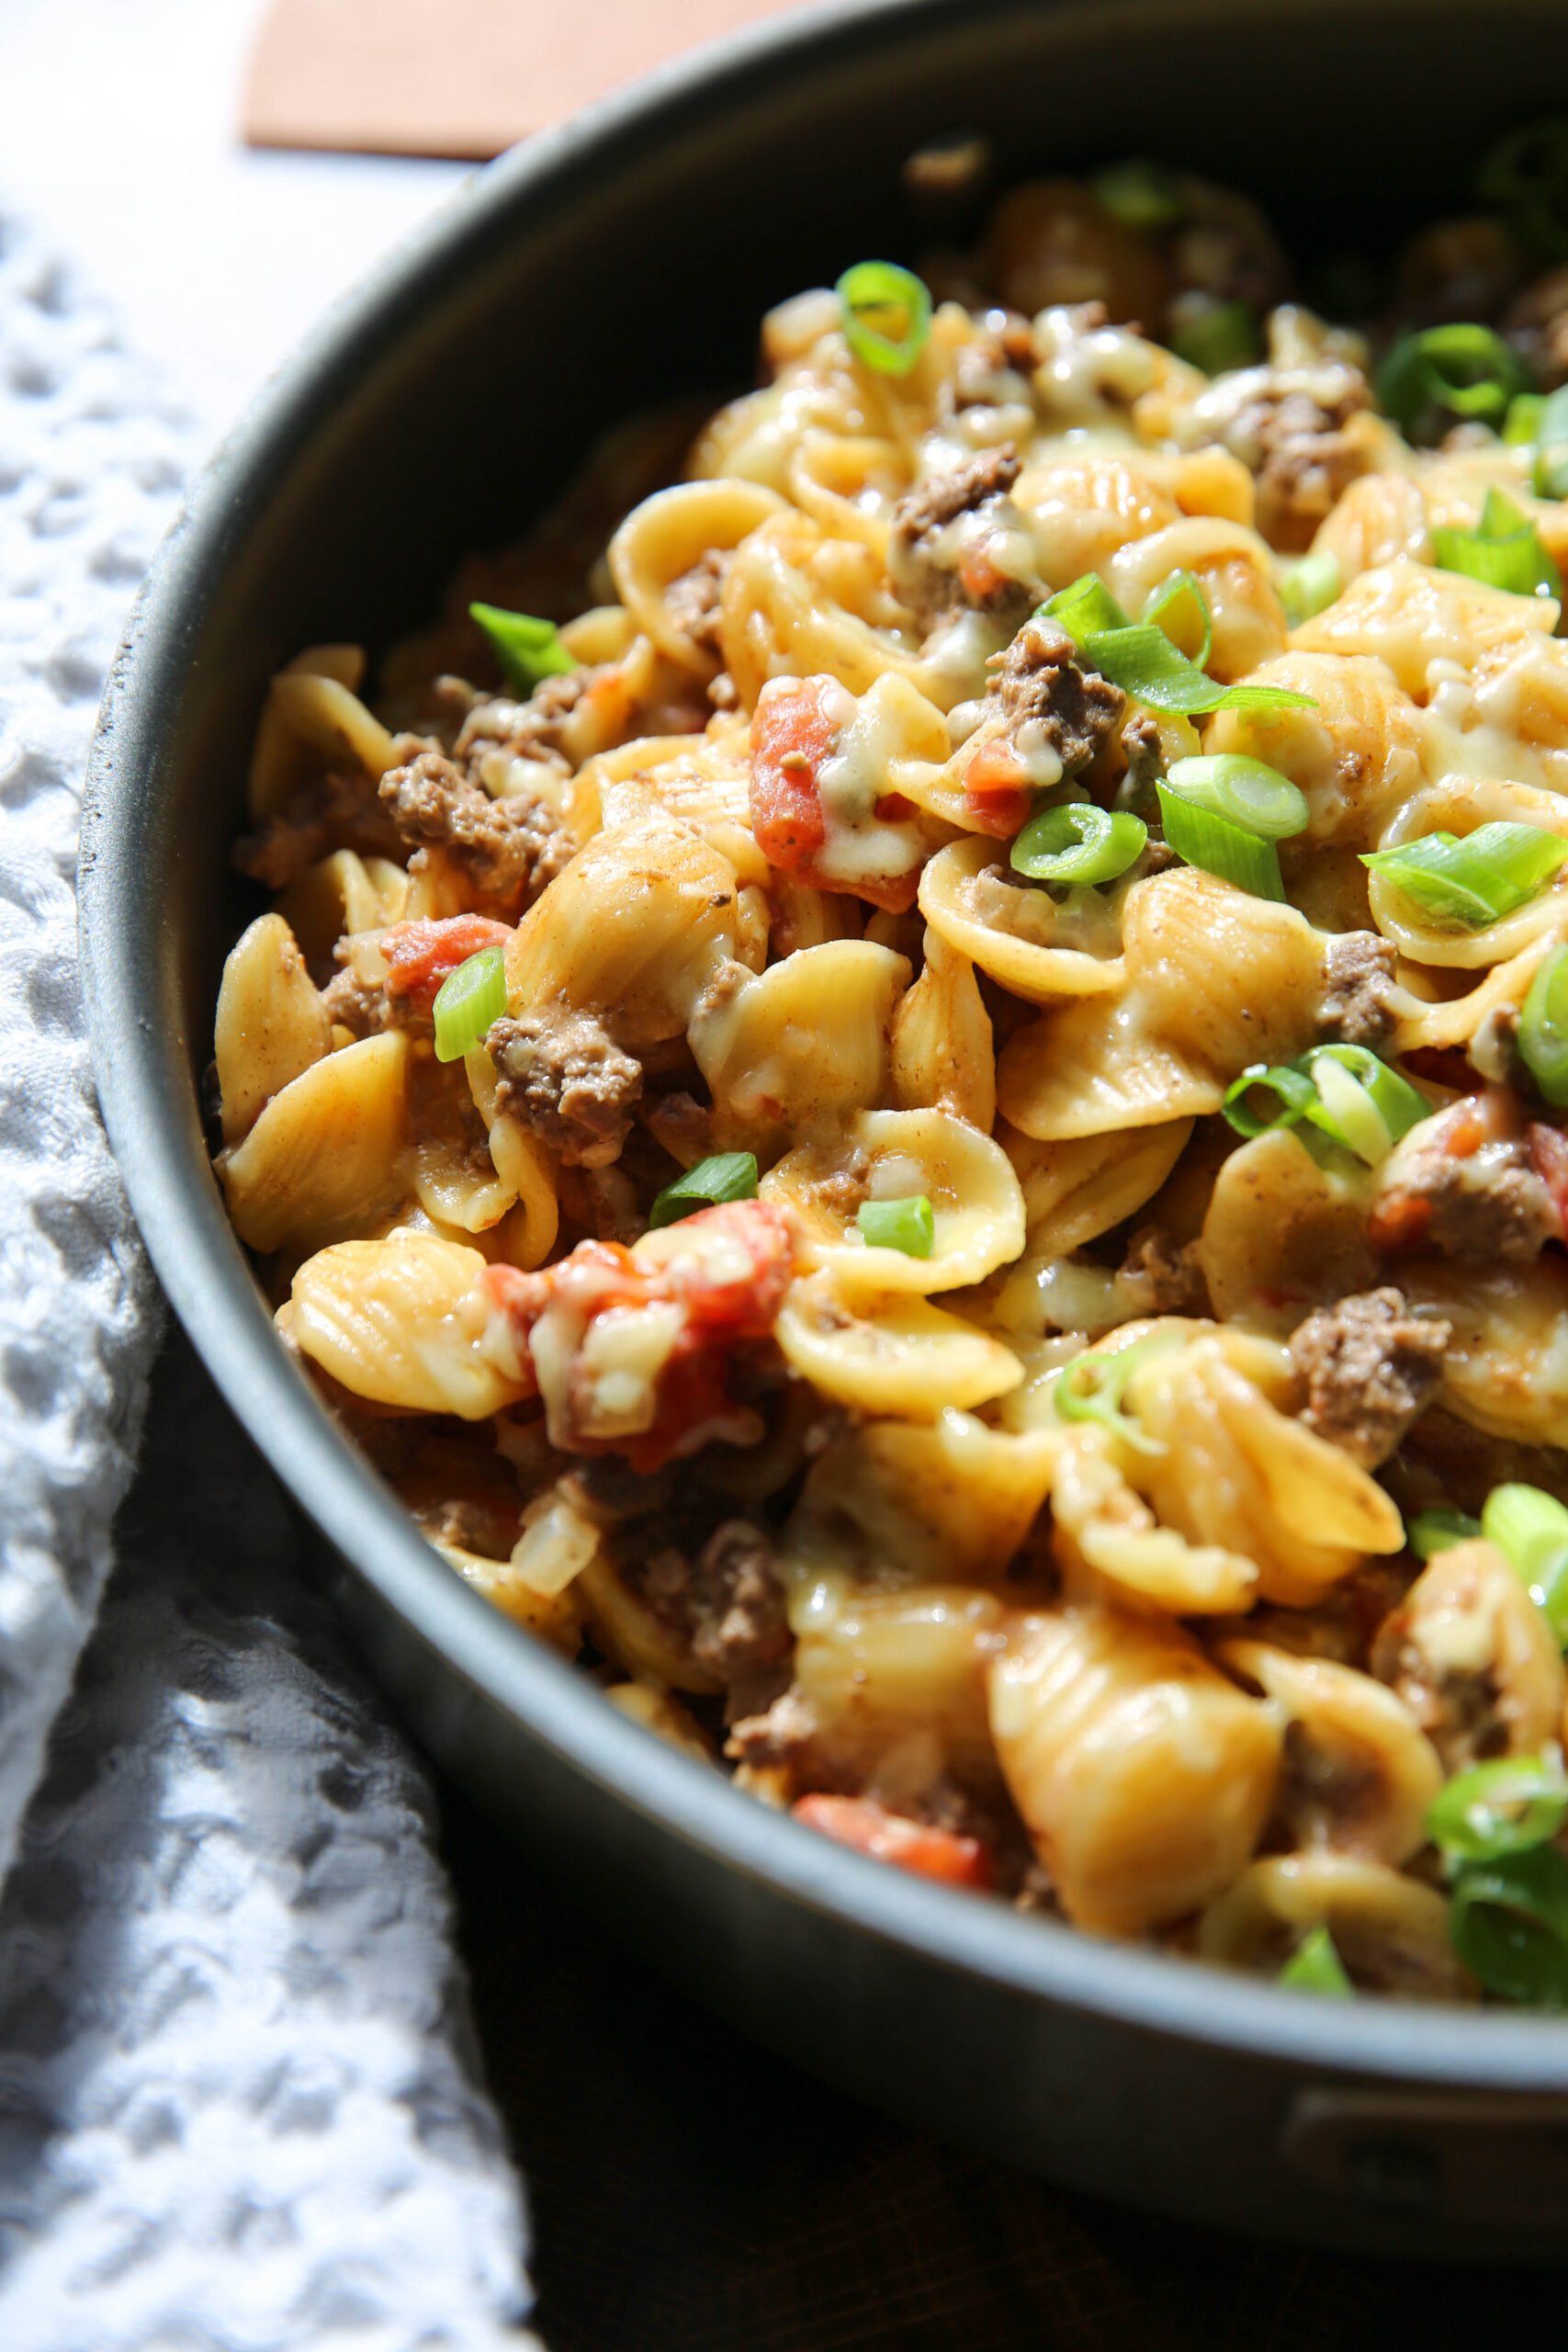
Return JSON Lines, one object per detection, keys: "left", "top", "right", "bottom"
{"left": 441, "top": 1790, "right": 1558, "bottom": 2349}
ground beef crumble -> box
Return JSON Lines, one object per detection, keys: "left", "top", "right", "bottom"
{"left": 1371, "top": 1110, "right": 1562, "bottom": 1264}
{"left": 453, "top": 666, "right": 596, "bottom": 770}
{"left": 1318, "top": 930, "right": 1400, "bottom": 1049}
{"left": 1289, "top": 1286, "right": 1450, "bottom": 1470}
{"left": 320, "top": 962, "right": 431, "bottom": 1040}
{"left": 232, "top": 767, "right": 404, "bottom": 890}
{"left": 889, "top": 443, "right": 1032, "bottom": 630}
{"left": 487, "top": 1007, "right": 643, "bottom": 1169}
{"left": 378, "top": 749, "right": 571, "bottom": 912}
{"left": 987, "top": 613, "right": 1126, "bottom": 777}
{"left": 642, "top": 1519, "right": 791, "bottom": 1681}
{"left": 1118, "top": 1226, "right": 1210, "bottom": 1317}
{"left": 663, "top": 548, "right": 729, "bottom": 656}
{"left": 1193, "top": 362, "right": 1372, "bottom": 552}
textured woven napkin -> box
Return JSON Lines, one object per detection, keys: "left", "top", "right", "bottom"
{"left": 0, "top": 205, "right": 537, "bottom": 2352}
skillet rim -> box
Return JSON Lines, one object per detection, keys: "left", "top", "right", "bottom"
{"left": 78, "top": 0, "right": 1568, "bottom": 2093}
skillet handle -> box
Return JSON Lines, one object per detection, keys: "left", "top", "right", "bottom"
{"left": 1283, "top": 2088, "right": 1568, "bottom": 2222}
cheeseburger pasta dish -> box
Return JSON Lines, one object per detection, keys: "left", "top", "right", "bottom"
{"left": 215, "top": 133, "right": 1568, "bottom": 2007}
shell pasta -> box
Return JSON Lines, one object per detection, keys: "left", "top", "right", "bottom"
{"left": 216, "top": 138, "right": 1568, "bottom": 2007}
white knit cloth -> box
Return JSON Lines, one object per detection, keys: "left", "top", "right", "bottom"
{"left": 0, "top": 209, "right": 537, "bottom": 2350}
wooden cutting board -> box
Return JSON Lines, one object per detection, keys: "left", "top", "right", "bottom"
{"left": 242, "top": 0, "right": 804, "bottom": 160}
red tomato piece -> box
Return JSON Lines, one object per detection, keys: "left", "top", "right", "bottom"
{"left": 1366, "top": 1191, "right": 1433, "bottom": 1254}
{"left": 791, "top": 1792, "right": 995, "bottom": 1891}
{"left": 960, "top": 739, "right": 1032, "bottom": 839}
{"left": 749, "top": 678, "right": 835, "bottom": 869}
{"left": 481, "top": 1201, "right": 798, "bottom": 1473}
{"left": 749, "top": 678, "right": 921, "bottom": 913}
{"left": 380, "top": 915, "right": 513, "bottom": 1012}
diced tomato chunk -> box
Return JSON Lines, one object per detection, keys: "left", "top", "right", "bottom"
{"left": 749, "top": 678, "right": 835, "bottom": 868}
{"left": 791, "top": 1792, "right": 995, "bottom": 1891}
{"left": 1366, "top": 1191, "right": 1433, "bottom": 1254}
{"left": 958, "top": 546, "right": 1010, "bottom": 604}
{"left": 482, "top": 1200, "right": 797, "bottom": 1472}
{"left": 380, "top": 915, "right": 513, "bottom": 1012}
{"left": 960, "top": 739, "right": 1032, "bottom": 840}
{"left": 749, "top": 678, "right": 921, "bottom": 913}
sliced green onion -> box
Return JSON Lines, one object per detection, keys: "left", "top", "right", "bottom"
{"left": 1506, "top": 391, "right": 1547, "bottom": 448}
{"left": 1053, "top": 1340, "right": 1165, "bottom": 1455}
{"left": 1408, "top": 1506, "right": 1482, "bottom": 1560}
{"left": 1309, "top": 1048, "right": 1400, "bottom": 1163}
{"left": 468, "top": 602, "right": 577, "bottom": 695}
{"left": 1142, "top": 569, "right": 1213, "bottom": 670}
{"left": 836, "top": 261, "right": 932, "bottom": 376}
{"left": 1433, "top": 487, "right": 1562, "bottom": 602}
{"left": 1534, "top": 385, "right": 1568, "bottom": 501}
{"left": 1222, "top": 1045, "right": 1427, "bottom": 1163}
{"left": 1010, "top": 801, "right": 1147, "bottom": 887}
{"left": 1164, "top": 753, "right": 1309, "bottom": 842}
{"left": 856, "top": 1194, "right": 935, "bottom": 1257}
{"left": 1278, "top": 1925, "right": 1353, "bottom": 1997}
{"left": 1156, "top": 782, "right": 1284, "bottom": 900}
{"left": 432, "top": 944, "right": 507, "bottom": 1065}
{"left": 1221, "top": 1060, "right": 1320, "bottom": 1139}
{"left": 1043, "top": 572, "right": 1131, "bottom": 648}
{"left": 1429, "top": 1755, "right": 1568, "bottom": 1864}
{"left": 1295, "top": 1044, "right": 1427, "bottom": 1163}
{"left": 1170, "top": 299, "right": 1259, "bottom": 376}
{"left": 1450, "top": 1846, "right": 1568, "bottom": 2007}
{"left": 1375, "top": 323, "right": 1535, "bottom": 436}
{"left": 1361, "top": 821, "right": 1568, "bottom": 929}
{"left": 1520, "top": 942, "right": 1568, "bottom": 1107}
{"left": 648, "top": 1150, "right": 759, "bottom": 1229}
{"left": 1092, "top": 158, "right": 1184, "bottom": 231}
{"left": 1478, "top": 119, "right": 1568, "bottom": 264}
{"left": 1280, "top": 549, "right": 1341, "bottom": 628}
{"left": 1084, "top": 623, "right": 1315, "bottom": 717}
{"left": 1483, "top": 1482, "right": 1568, "bottom": 1645}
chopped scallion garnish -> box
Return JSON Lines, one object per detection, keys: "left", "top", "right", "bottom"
{"left": 1449, "top": 1846, "right": 1568, "bottom": 2007}
{"left": 1277, "top": 1926, "right": 1353, "bottom": 1997}
{"left": 648, "top": 1151, "right": 759, "bottom": 1229}
{"left": 1222, "top": 1044, "right": 1428, "bottom": 1165}
{"left": 1375, "top": 322, "right": 1535, "bottom": 437}
{"left": 1169, "top": 299, "right": 1258, "bottom": 376}
{"left": 1010, "top": 801, "right": 1147, "bottom": 887}
{"left": 432, "top": 944, "right": 508, "bottom": 1064}
{"left": 1053, "top": 1339, "right": 1166, "bottom": 1454}
{"left": 1091, "top": 158, "right": 1184, "bottom": 231}
{"left": 1408, "top": 1506, "right": 1482, "bottom": 1560}
{"left": 1043, "top": 572, "right": 1130, "bottom": 647}
{"left": 856, "top": 1193, "right": 935, "bottom": 1257}
{"left": 1163, "top": 753, "right": 1309, "bottom": 842}
{"left": 1429, "top": 1755, "right": 1568, "bottom": 1864}
{"left": 1084, "top": 622, "right": 1316, "bottom": 717}
{"left": 1520, "top": 943, "right": 1568, "bottom": 1106}
{"left": 836, "top": 261, "right": 932, "bottom": 376}
{"left": 1280, "top": 549, "right": 1341, "bottom": 628}
{"left": 469, "top": 602, "right": 578, "bottom": 695}
{"left": 1156, "top": 782, "right": 1284, "bottom": 900}
{"left": 1482, "top": 1482, "right": 1568, "bottom": 1646}
{"left": 1142, "top": 568, "right": 1213, "bottom": 669}
{"left": 1534, "top": 386, "right": 1568, "bottom": 501}
{"left": 1433, "top": 487, "right": 1562, "bottom": 603}
{"left": 1361, "top": 821, "right": 1568, "bottom": 929}
{"left": 1506, "top": 391, "right": 1546, "bottom": 447}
